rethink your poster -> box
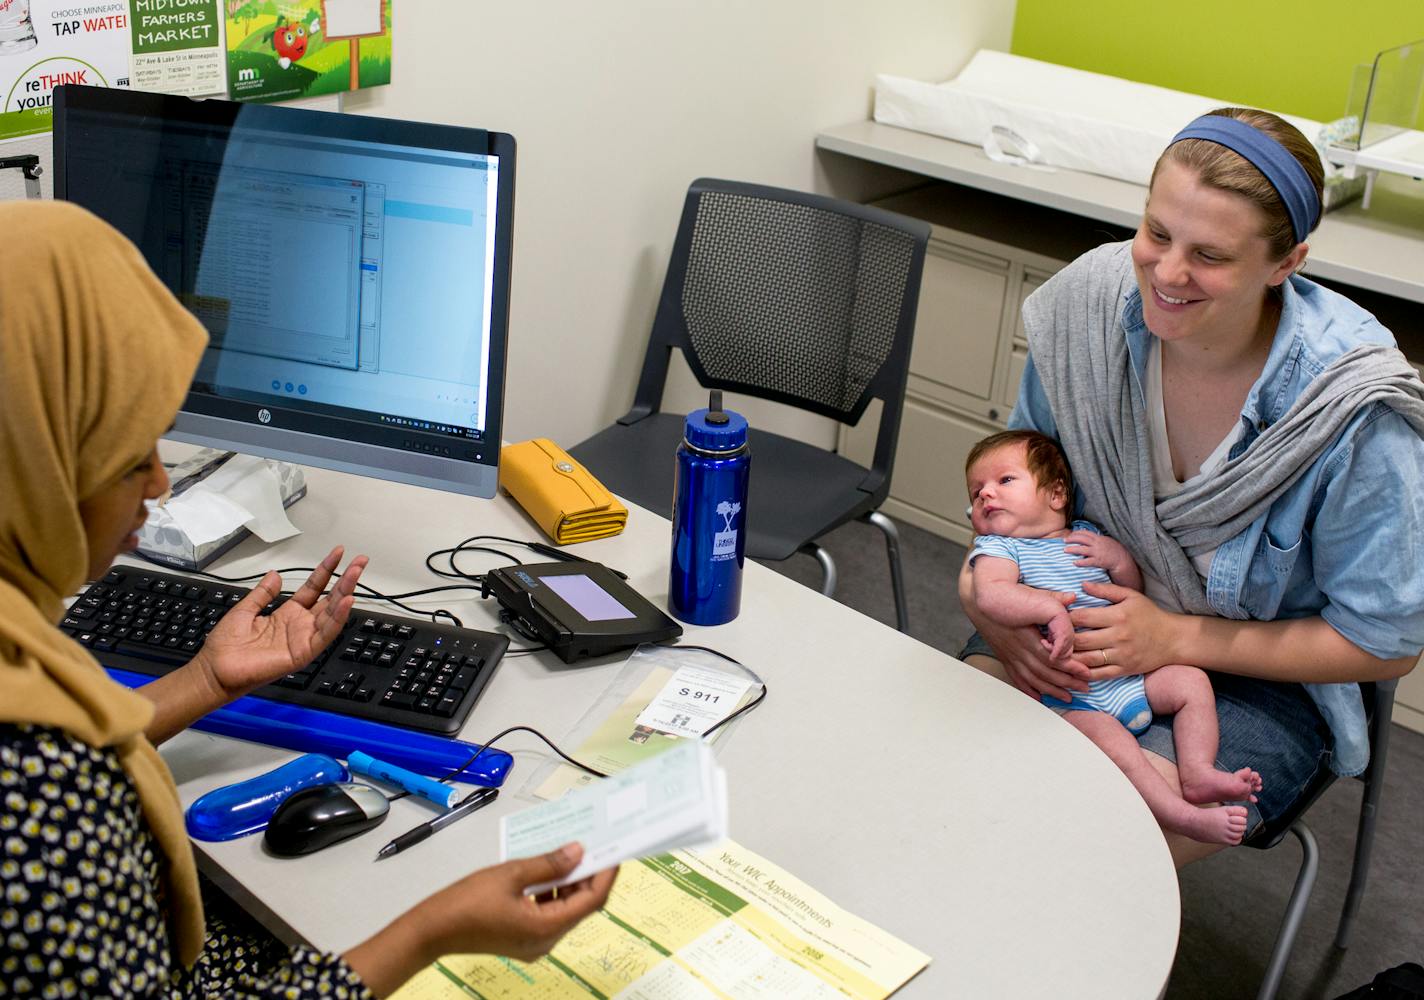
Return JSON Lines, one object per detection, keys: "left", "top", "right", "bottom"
{"left": 0, "top": 0, "right": 134, "bottom": 141}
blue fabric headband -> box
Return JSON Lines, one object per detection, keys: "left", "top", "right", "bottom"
{"left": 1168, "top": 114, "right": 1320, "bottom": 245}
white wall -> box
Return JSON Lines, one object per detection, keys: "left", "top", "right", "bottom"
{"left": 345, "top": 0, "right": 1015, "bottom": 448}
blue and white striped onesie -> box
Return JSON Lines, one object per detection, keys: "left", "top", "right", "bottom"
{"left": 969, "top": 520, "right": 1152, "bottom": 734}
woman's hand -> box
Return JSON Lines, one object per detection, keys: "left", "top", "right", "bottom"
{"left": 345, "top": 843, "right": 617, "bottom": 996}
{"left": 419, "top": 843, "right": 617, "bottom": 962}
{"left": 194, "top": 546, "right": 367, "bottom": 700}
{"left": 972, "top": 600, "right": 1090, "bottom": 702}
{"left": 959, "top": 554, "right": 1089, "bottom": 701}
{"left": 1070, "top": 580, "right": 1183, "bottom": 680}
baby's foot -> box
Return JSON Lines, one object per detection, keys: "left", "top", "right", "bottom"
{"left": 1182, "top": 766, "right": 1262, "bottom": 805}
{"left": 1171, "top": 804, "right": 1249, "bottom": 846}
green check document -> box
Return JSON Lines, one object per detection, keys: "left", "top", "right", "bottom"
{"left": 502, "top": 741, "right": 728, "bottom": 895}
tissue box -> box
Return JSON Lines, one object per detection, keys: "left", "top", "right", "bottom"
{"left": 135, "top": 450, "right": 307, "bottom": 571}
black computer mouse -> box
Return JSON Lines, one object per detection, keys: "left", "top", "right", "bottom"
{"left": 263, "top": 782, "right": 389, "bottom": 857}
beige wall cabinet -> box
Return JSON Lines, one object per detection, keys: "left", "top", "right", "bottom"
{"left": 840, "top": 184, "right": 1128, "bottom": 546}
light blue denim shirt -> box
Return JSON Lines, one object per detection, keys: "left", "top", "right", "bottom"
{"left": 1010, "top": 271, "right": 1424, "bottom": 776}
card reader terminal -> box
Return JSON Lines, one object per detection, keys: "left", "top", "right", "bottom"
{"left": 482, "top": 561, "right": 682, "bottom": 663}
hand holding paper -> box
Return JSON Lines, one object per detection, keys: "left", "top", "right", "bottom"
{"left": 501, "top": 740, "right": 727, "bottom": 894}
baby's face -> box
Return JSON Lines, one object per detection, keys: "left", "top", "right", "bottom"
{"left": 966, "top": 443, "right": 1066, "bottom": 538}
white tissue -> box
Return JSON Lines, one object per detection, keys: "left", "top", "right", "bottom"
{"left": 163, "top": 456, "right": 301, "bottom": 546}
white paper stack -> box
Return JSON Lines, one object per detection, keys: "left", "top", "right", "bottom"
{"left": 500, "top": 740, "right": 726, "bottom": 894}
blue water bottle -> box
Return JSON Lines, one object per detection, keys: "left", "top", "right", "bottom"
{"left": 669, "top": 391, "right": 750, "bottom": 625}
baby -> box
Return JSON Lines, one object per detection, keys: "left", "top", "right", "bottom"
{"left": 966, "top": 429, "right": 1261, "bottom": 845}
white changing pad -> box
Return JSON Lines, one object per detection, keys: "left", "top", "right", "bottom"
{"left": 875, "top": 50, "right": 1332, "bottom": 188}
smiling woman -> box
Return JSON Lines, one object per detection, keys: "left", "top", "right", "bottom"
{"left": 957, "top": 106, "right": 1424, "bottom": 868}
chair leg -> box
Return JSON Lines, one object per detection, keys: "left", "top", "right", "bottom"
{"left": 1257, "top": 821, "right": 1320, "bottom": 1000}
{"left": 865, "top": 511, "right": 910, "bottom": 634}
{"left": 800, "top": 543, "right": 837, "bottom": 599}
{"left": 1334, "top": 778, "right": 1381, "bottom": 950}
{"left": 1336, "top": 690, "right": 1394, "bottom": 949}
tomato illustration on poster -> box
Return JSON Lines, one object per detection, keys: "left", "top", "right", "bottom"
{"left": 226, "top": 0, "right": 389, "bottom": 104}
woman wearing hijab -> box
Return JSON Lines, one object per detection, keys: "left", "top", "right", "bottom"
{"left": 0, "top": 201, "right": 615, "bottom": 998}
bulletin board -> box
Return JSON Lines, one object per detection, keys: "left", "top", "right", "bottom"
{"left": 0, "top": 0, "right": 392, "bottom": 146}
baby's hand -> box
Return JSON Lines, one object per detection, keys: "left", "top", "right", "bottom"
{"left": 1043, "top": 610, "right": 1074, "bottom": 662}
{"left": 1065, "top": 530, "right": 1131, "bottom": 578}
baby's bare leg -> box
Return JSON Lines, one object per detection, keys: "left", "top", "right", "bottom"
{"left": 1065, "top": 709, "right": 1248, "bottom": 845}
{"left": 1144, "top": 665, "right": 1261, "bottom": 805}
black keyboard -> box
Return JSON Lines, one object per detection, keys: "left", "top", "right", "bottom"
{"left": 63, "top": 564, "right": 508, "bottom": 736}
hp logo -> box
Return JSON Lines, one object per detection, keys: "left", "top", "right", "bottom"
{"left": 257, "top": 408, "right": 272, "bottom": 424}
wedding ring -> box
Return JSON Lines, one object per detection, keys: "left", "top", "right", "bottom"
{"left": 1098, "top": 649, "right": 1109, "bottom": 668}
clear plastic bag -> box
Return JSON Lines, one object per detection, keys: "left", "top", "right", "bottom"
{"left": 520, "top": 643, "right": 763, "bottom": 801}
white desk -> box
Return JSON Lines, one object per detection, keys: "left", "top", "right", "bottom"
{"left": 817, "top": 120, "right": 1424, "bottom": 304}
{"left": 156, "top": 462, "right": 1179, "bottom": 998}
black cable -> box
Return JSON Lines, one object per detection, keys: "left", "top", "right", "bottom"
{"left": 425, "top": 534, "right": 531, "bottom": 585}
{"left": 663, "top": 644, "right": 768, "bottom": 740}
{"left": 133, "top": 550, "right": 764, "bottom": 782}
{"left": 388, "top": 643, "right": 768, "bottom": 801}
{"left": 134, "top": 533, "right": 618, "bottom": 628}
{"left": 384, "top": 723, "right": 609, "bottom": 802}
{"left": 132, "top": 551, "right": 479, "bottom": 625}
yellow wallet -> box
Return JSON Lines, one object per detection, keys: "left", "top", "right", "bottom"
{"left": 499, "top": 439, "right": 628, "bottom": 544}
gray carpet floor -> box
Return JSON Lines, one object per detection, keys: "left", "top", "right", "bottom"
{"left": 759, "top": 515, "right": 1423, "bottom": 1000}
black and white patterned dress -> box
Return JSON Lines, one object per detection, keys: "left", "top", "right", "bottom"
{"left": 0, "top": 724, "right": 375, "bottom": 999}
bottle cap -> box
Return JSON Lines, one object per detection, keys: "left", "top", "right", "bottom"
{"left": 685, "top": 390, "right": 748, "bottom": 452}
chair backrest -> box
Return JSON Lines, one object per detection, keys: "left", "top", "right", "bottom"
{"left": 626, "top": 178, "right": 930, "bottom": 494}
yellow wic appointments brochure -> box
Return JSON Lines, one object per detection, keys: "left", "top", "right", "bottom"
{"left": 393, "top": 839, "right": 930, "bottom": 999}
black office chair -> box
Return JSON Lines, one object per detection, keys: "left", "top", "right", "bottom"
{"left": 1251, "top": 679, "right": 1399, "bottom": 1000}
{"left": 570, "top": 178, "right": 930, "bottom": 632}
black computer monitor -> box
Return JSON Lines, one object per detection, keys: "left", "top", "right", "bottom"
{"left": 51, "top": 85, "right": 514, "bottom": 498}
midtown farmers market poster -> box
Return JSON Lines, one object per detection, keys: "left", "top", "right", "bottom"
{"left": 225, "top": 0, "right": 390, "bottom": 103}
{"left": 130, "top": 0, "right": 223, "bottom": 96}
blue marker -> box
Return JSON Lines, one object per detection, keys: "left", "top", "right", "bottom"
{"left": 347, "top": 750, "right": 459, "bottom": 808}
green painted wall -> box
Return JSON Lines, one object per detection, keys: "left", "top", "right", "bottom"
{"left": 1010, "top": 1, "right": 1424, "bottom": 125}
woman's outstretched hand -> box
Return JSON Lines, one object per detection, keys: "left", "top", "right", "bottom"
{"left": 1070, "top": 580, "right": 1180, "bottom": 680}
{"left": 195, "top": 546, "right": 368, "bottom": 699}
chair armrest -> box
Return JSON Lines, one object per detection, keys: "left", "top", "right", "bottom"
{"left": 857, "top": 468, "right": 886, "bottom": 496}
{"left": 617, "top": 405, "right": 655, "bottom": 426}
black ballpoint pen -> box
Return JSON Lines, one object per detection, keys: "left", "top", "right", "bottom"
{"left": 375, "top": 787, "right": 499, "bottom": 860}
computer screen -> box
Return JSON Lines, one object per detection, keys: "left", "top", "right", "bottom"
{"left": 51, "top": 85, "right": 514, "bottom": 498}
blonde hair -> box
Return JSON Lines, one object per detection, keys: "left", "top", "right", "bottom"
{"left": 1152, "top": 107, "right": 1324, "bottom": 260}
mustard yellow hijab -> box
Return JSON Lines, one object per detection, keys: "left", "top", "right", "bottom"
{"left": 0, "top": 200, "right": 209, "bottom": 965}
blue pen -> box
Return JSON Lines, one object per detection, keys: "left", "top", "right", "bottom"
{"left": 347, "top": 750, "right": 459, "bottom": 808}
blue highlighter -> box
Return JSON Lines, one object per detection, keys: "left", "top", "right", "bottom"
{"left": 347, "top": 750, "right": 462, "bottom": 808}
